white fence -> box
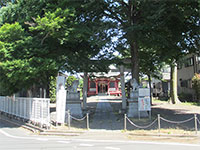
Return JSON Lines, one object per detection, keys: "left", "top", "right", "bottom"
{"left": 0, "top": 96, "right": 50, "bottom": 128}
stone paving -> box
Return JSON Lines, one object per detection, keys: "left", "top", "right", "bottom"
{"left": 89, "top": 96, "right": 123, "bottom": 130}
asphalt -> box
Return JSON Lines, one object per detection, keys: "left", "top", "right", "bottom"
{"left": 1, "top": 119, "right": 200, "bottom": 150}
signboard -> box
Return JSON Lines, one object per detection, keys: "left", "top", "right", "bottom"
{"left": 138, "top": 97, "right": 151, "bottom": 111}
{"left": 138, "top": 88, "right": 150, "bottom": 97}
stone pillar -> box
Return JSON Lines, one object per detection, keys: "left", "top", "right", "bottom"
{"left": 83, "top": 72, "right": 88, "bottom": 110}
{"left": 120, "top": 65, "right": 126, "bottom": 110}
{"left": 66, "top": 80, "right": 82, "bottom": 118}
{"left": 56, "top": 76, "right": 66, "bottom": 124}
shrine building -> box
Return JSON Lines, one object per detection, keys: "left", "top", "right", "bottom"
{"left": 87, "top": 72, "right": 122, "bottom": 96}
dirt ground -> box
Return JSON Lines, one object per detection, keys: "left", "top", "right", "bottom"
{"left": 50, "top": 96, "right": 200, "bottom": 131}
{"left": 49, "top": 96, "right": 200, "bottom": 144}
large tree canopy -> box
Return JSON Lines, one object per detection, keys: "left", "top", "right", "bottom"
{"left": 0, "top": 0, "right": 199, "bottom": 98}
{"left": 0, "top": 0, "right": 113, "bottom": 95}
{"left": 102, "top": 0, "right": 199, "bottom": 103}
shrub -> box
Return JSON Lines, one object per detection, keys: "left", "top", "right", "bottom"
{"left": 49, "top": 76, "right": 56, "bottom": 103}
{"left": 66, "top": 76, "right": 77, "bottom": 89}
{"left": 178, "top": 92, "right": 193, "bottom": 102}
{"left": 192, "top": 73, "right": 200, "bottom": 101}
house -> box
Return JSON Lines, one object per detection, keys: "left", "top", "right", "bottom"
{"left": 151, "top": 65, "right": 171, "bottom": 97}
{"left": 177, "top": 54, "right": 200, "bottom": 100}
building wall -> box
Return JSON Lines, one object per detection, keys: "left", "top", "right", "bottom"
{"left": 151, "top": 65, "right": 171, "bottom": 97}
{"left": 177, "top": 54, "right": 200, "bottom": 99}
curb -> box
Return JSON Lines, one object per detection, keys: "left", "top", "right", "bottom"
{"left": 128, "top": 132, "right": 200, "bottom": 138}
{"left": 39, "top": 132, "right": 81, "bottom": 136}
{"left": 1, "top": 115, "right": 199, "bottom": 138}
{"left": 0, "top": 117, "right": 37, "bottom": 133}
{"left": 0, "top": 115, "right": 84, "bottom": 136}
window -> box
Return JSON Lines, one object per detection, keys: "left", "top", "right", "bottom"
{"left": 90, "top": 81, "right": 96, "bottom": 88}
{"left": 184, "top": 57, "right": 194, "bottom": 67}
{"left": 180, "top": 80, "right": 188, "bottom": 88}
{"left": 197, "top": 55, "right": 200, "bottom": 64}
{"left": 109, "top": 81, "right": 115, "bottom": 88}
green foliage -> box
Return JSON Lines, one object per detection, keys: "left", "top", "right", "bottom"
{"left": 49, "top": 76, "right": 56, "bottom": 103}
{"left": 0, "top": 0, "right": 199, "bottom": 97}
{"left": 0, "top": 0, "right": 112, "bottom": 95}
{"left": 178, "top": 92, "right": 193, "bottom": 102}
{"left": 78, "top": 78, "right": 83, "bottom": 98}
{"left": 192, "top": 74, "right": 200, "bottom": 101}
{"left": 0, "top": 22, "right": 59, "bottom": 95}
{"left": 139, "top": 47, "right": 164, "bottom": 79}
{"left": 66, "top": 75, "right": 77, "bottom": 89}
{"left": 66, "top": 75, "right": 84, "bottom": 98}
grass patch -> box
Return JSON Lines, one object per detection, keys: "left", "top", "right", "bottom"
{"left": 152, "top": 99, "right": 168, "bottom": 104}
{"left": 126, "top": 128, "right": 196, "bottom": 136}
{"left": 153, "top": 98, "right": 200, "bottom": 107}
{"left": 181, "top": 101, "right": 200, "bottom": 106}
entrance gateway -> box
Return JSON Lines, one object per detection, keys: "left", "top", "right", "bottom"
{"left": 55, "top": 64, "right": 151, "bottom": 125}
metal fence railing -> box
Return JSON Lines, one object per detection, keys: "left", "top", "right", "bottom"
{"left": 0, "top": 96, "right": 50, "bottom": 128}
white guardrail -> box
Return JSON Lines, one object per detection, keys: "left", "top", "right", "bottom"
{"left": 0, "top": 96, "right": 50, "bottom": 128}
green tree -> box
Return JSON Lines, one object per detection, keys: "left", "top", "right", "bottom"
{"left": 49, "top": 76, "right": 56, "bottom": 103}
{"left": 0, "top": 22, "right": 59, "bottom": 95}
{"left": 151, "top": 0, "right": 200, "bottom": 104}
{"left": 140, "top": 48, "right": 165, "bottom": 104}
{"left": 103, "top": 0, "right": 199, "bottom": 104}
{"left": 192, "top": 74, "right": 200, "bottom": 101}
{"left": 0, "top": 0, "right": 112, "bottom": 95}
{"left": 66, "top": 75, "right": 77, "bottom": 90}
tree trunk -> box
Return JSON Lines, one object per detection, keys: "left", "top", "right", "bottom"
{"left": 27, "top": 89, "right": 32, "bottom": 97}
{"left": 169, "top": 62, "right": 181, "bottom": 104}
{"left": 147, "top": 74, "right": 153, "bottom": 105}
{"left": 130, "top": 42, "right": 139, "bottom": 84}
{"left": 128, "top": 0, "right": 140, "bottom": 84}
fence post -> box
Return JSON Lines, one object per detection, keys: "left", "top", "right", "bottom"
{"left": 124, "top": 114, "right": 127, "bottom": 131}
{"left": 86, "top": 113, "right": 89, "bottom": 130}
{"left": 194, "top": 114, "right": 198, "bottom": 135}
{"left": 158, "top": 114, "right": 161, "bottom": 134}
{"left": 68, "top": 110, "right": 71, "bottom": 130}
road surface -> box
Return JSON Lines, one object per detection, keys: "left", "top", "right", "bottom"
{"left": 0, "top": 119, "right": 200, "bottom": 150}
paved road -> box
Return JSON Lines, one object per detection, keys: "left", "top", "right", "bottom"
{"left": 1, "top": 119, "right": 200, "bottom": 150}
